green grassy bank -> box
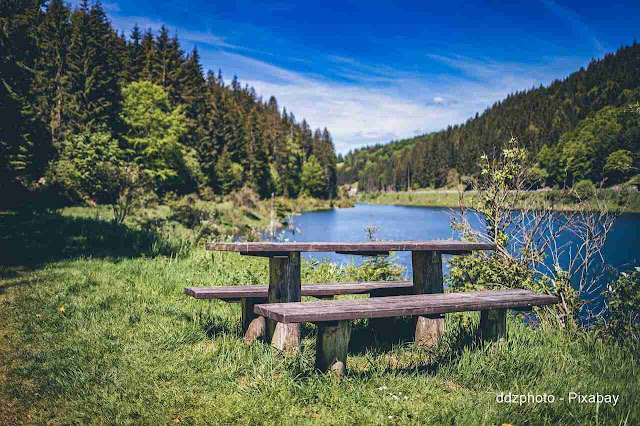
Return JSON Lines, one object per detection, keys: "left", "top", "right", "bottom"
{"left": 357, "top": 189, "right": 640, "bottom": 213}
{"left": 1, "top": 208, "right": 639, "bottom": 425}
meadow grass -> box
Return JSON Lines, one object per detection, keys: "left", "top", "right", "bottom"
{"left": 1, "top": 208, "right": 639, "bottom": 425}
{"left": 358, "top": 189, "right": 640, "bottom": 213}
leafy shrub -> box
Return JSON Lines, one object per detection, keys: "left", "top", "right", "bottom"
{"left": 168, "top": 196, "right": 209, "bottom": 228}
{"left": 96, "top": 164, "right": 151, "bottom": 225}
{"left": 230, "top": 186, "right": 259, "bottom": 209}
{"left": 604, "top": 149, "right": 633, "bottom": 184}
{"left": 598, "top": 268, "right": 640, "bottom": 344}
{"left": 572, "top": 179, "right": 596, "bottom": 201}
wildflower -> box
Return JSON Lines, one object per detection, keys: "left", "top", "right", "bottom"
{"left": 59, "top": 306, "right": 65, "bottom": 313}
{"left": 377, "top": 385, "right": 388, "bottom": 391}
{"left": 388, "top": 416, "right": 393, "bottom": 419}
{"left": 36, "top": 314, "right": 41, "bottom": 319}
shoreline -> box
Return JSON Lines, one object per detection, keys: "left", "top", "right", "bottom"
{"left": 355, "top": 190, "right": 640, "bottom": 214}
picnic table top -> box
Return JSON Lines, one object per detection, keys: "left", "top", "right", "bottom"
{"left": 206, "top": 240, "right": 496, "bottom": 254}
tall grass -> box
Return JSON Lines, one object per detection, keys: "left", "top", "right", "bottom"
{"left": 1, "top": 208, "right": 638, "bottom": 425}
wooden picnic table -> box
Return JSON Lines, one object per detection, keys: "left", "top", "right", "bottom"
{"left": 207, "top": 240, "right": 496, "bottom": 350}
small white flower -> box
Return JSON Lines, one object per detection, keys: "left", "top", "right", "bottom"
{"left": 388, "top": 416, "right": 393, "bottom": 419}
{"left": 404, "top": 396, "right": 408, "bottom": 400}
{"left": 377, "top": 385, "right": 388, "bottom": 391}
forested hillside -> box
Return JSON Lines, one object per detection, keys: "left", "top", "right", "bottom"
{"left": 339, "top": 42, "right": 640, "bottom": 191}
{"left": 1, "top": 0, "right": 338, "bottom": 207}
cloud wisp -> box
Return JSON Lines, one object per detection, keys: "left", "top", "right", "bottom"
{"left": 198, "top": 50, "right": 586, "bottom": 154}
{"left": 90, "top": 3, "right": 593, "bottom": 154}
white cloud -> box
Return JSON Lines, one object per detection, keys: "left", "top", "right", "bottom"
{"left": 198, "top": 50, "right": 587, "bottom": 154}
{"left": 93, "top": 4, "right": 591, "bottom": 154}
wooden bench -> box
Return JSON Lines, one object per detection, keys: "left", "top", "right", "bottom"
{"left": 254, "top": 289, "right": 559, "bottom": 375}
{"left": 205, "top": 241, "right": 497, "bottom": 351}
{"left": 184, "top": 281, "right": 413, "bottom": 342}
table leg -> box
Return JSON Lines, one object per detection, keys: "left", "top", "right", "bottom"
{"left": 267, "top": 252, "right": 301, "bottom": 351}
{"left": 480, "top": 309, "right": 507, "bottom": 343}
{"left": 412, "top": 250, "right": 445, "bottom": 347}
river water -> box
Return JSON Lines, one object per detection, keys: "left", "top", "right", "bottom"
{"left": 266, "top": 203, "right": 640, "bottom": 284}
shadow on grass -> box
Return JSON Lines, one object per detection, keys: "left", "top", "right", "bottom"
{"left": 296, "top": 315, "right": 481, "bottom": 376}
{"left": 0, "top": 209, "right": 180, "bottom": 268}
{"left": 200, "top": 315, "right": 241, "bottom": 339}
{"left": 347, "top": 317, "right": 481, "bottom": 377}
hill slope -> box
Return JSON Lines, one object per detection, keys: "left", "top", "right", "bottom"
{"left": 338, "top": 42, "right": 640, "bottom": 190}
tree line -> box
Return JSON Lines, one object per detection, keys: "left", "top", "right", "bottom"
{"left": 1, "top": 0, "right": 338, "bottom": 207}
{"left": 339, "top": 42, "right": 640, "bottom": 191}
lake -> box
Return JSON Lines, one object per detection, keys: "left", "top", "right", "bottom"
{"left": 267, "top": 203, "right": 640, "bottom": 283}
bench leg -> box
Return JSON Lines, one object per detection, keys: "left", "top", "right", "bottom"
{"left": 415, "top": 313, "right": 446, "bottom": 347}
{"left": 480, "top": 309, "right": 507, "bottom": 343}
{"left": 244, "top": 316, "right": 266, "bottom": 344}
{"left": 271, "top": 322, "right": 300, "bottom": 351}
{"left": 412, "top": 251, "right": 445, "bottom": 347}
{"left": 315, "top": 320, "right": 351, "bottom": 376}
{"left": 241, "top": 297, "right": 267, "bottom": 334}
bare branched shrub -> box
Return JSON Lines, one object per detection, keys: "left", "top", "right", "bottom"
{"left": 96, "top": 164, "right": 151, "bottom": 225}
{"left": 448, "top": 136, "right": 626, "bottom": 329}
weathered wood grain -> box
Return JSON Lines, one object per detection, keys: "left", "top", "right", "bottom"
{"left": 314, "top": 320, "right": 351, "bottom": 375}
{"left": 206, "top": 240, "right": 496, "bottom": 254}
{"left": 254, "top": 289, "right": 559, "bottom": 323}
{"left": 241, "top": 297, "right": 267, "bottom": 334}
{"left": 184, "top": 281, "right": 413, "bottom": 300}
{"left": 480, "top": 309, "right": 507, "bottom": 343}
{"left": 267, "top": 253, "right": 301, "bottom": 351}
{"left": 412, "top": 250, "right": 445, "bottom": 347}
{"left": 243, "top": 316, "right": 266, "bottom": 344}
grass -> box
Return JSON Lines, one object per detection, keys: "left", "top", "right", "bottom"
{"left": 357, "top": 189, "right": 640, "bottom": 213}
{"left": 1, "top": 208, "right": 639, "bottom": 425}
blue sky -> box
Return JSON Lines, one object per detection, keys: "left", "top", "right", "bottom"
{"left": 81, "top": 0, "right": 638, "bottom": 154}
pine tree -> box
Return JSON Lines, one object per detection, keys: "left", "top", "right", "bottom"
{"left": 67, "top": 0, "right": 120, "bottom": 134}
{"left": 140, "top": 27, "right": 155, "bottom": 82}
{"left": 32, "top": 0, "right": 73, "bottom": 152}
{"left": 244, "top": 107, "right": 273, "bottom": 197}
{"left": 127, "top": 24, "right": 144, "bottom": 82}
{"left": 0, "top": 0, "right": 46, "bottom": 189}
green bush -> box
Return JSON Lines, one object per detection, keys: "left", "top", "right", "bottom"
{"left": 572, "top": 179, "right": 596, "bottom": 200}
{"left": 599, "top": 268, "right": 640, "bottom": 344}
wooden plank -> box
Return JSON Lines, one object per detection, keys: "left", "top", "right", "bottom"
{"left": 206, "top": 240, "right": 496, "bottom": 254}
{"left": 268, "top": 252, "right": 301, "bottom": 351}
{"left": 185, "top": 281, "right": 413, "bottom": 300}
{"left": 314, "top": 320, "right": 351, "bottom": 375}
{"left": 254, "top": 289, "right": 559, "bottom": 324}
{"left": 412, "top": 250, "right": 445, "bottom": 347}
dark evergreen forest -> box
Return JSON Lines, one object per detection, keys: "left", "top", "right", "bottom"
{"left": 1, "top": 0, "right": 338, "bottom": 207}
{"left": 339, "top": 43, "right": 640, "bottom": 191}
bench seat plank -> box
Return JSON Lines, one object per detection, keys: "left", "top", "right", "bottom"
{"left": 184, "top": 280, "right": 413, "bottom": 299}
{"left": 254, "top": 289, "right": 559, "bottom": 323}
